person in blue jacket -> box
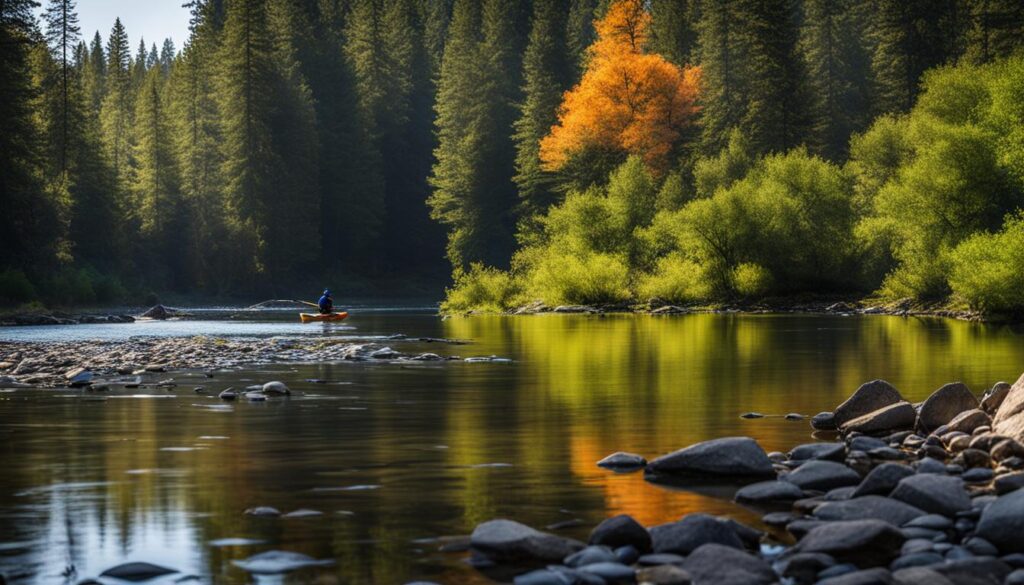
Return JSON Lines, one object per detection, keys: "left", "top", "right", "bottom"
{"left": 318, "top": 289, "right": 334, "bottom": 314}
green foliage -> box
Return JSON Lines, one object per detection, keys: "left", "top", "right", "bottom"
{"left": 441, "top": 263, "right": 525, "bottom": 313}
{"left": 0, "top": 270, "right": 38, "bottom": 305}
{"left": 693, "top": 129, "right": 754, "bottom": 198}
{"left": 636, "top": 255, "right": 713, "bottom": 303}
{"left": 731, "top": 262, "right": 772, "bottom": 297}
{"left": 949, "top": 213, "right": 1024, "bottom": 313}
{"left": 527, "top": 250, "right": 631, "bottom": 305}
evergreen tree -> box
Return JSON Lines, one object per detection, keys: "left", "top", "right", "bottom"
{"left": 696, "top": 0, "right": 747, "bottom": 156}
{"left": 963, "top": 0, "right": 1024, "bottom": 64}
{"left": 159, "top": 38, "right": 175, "bottom": 74}
{"left": 800, "top": 0, "right": 872, "bottom": 160}
{"left": 0, "top": 0, "right": 63, "bottom": 269}
{"left": 567, "top": 0, "right": 598, "bottom": 76}
{"left": 42, "top": 0, "right": 81, "bottom": 175}
{"left": 648, "top": 0, "right": 698, "bottom": 66}
{"left": 101, "top": 18, "right": 132, "bottom": 187}
{"left": 870, "top": 0, "right": 960, "bottom": 114}
{"left": 132, "top": 65, "right": 183, "bottom": 284}
{"left": 132, "top": 36, "right": 147, "bottom": 84}
{"left": 513, "top": 0, "right": 574, "bottom": 227}
{"left": 146, "top": 41, "right": 158, "bottom": 69}
{"left": 420, "top": 0, "right": 450, "bottom": 78}
{"left": 82, "top": 31, "right": 104, "bottom": 115}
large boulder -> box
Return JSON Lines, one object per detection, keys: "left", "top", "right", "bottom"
{"left": 140, "top": 304, "right": 170, "bottom": 320}
{"left": 589, "top": 514, "right": 652, "bottom": 553}
{"left": 793, "top": 520, "right": 905, "bottom": 567}
{"left": 840, "top": 402, "right": 917, "bottom": 435}
{"left": 976, "top": 487, "right": 1024, "bottom": 553}
{"left": 994, "top": 373, "right": 1024, "bottom": 443}
{"left": 645, "top": 437, "right": 774, "bottom": 477}
{"left": 889, "top": 474, "right": 971, "bottom": 517}
{"left": 833, "top": 380, "right": 903, "bottom": 428}
{"left": 918, "top": 383, "right": 979, "bottom": 433}
{"left": 649, "top": 514, "right": 744, "bottom": 555}
{"left": 852, "top": 463, "right": 916, "bottom": 498}
{"left": 470, "top": 519, "right": 584, "bottom": 563}
{"left": 680, "top": 544, "right": 776, "bottom": 585}
{"left": 813, "top": 495, "right": 926, "bottom": 526}
{"left": 782, "top": 460, "right": 862, "bottom": 491}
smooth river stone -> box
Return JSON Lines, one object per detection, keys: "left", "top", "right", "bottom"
{"left": 646, "top": 437, "right": 775, "bottom": 477}
{"left": 833, "top": 380, "right": 903, "bottom": 428}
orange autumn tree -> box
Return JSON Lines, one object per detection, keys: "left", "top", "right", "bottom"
{"left": 539, "top": 0, "right": 701, "bottom": 176}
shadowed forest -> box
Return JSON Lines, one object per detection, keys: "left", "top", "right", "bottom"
{"left": 2, "top": 0, "right": 1024, "bottom": 311}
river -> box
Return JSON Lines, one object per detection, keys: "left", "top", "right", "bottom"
{"left": 1, "top": 308, "right": 1022, "bottom": 584}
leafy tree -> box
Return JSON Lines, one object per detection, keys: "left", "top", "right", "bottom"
{"left": 540, "top": 0, "right": 701, "bottom": 177}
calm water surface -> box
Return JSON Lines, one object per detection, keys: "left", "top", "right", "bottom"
{"left": 1, "top": 310, "right": 1023, "bottom": 584}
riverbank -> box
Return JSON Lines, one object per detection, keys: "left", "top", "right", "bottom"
{"left": 458, "top": 376, "right": 1024, "bottom": 585}
{"left": 459, "top": 296, "right": 986, "bottom": 322}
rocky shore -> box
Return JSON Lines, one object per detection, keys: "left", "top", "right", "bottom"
{"left": 450, "top": 374, "right": 1024, "bottom": 585}
{"left": 0, "top": 335, "right": 491, "bottom": 388}
{"left": 485, "top": 298, "right": 983, "bottom": 322}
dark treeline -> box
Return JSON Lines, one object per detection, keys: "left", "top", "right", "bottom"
{"left": 1, "top": 0, "right": 1024, "bottom": 308}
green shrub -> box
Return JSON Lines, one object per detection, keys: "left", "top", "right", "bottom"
{"left": 441, "top": 264, "right": 524, "bottom": 313}
{"left": 949, "top": 214, "right": 1024, "bottom": 313}
{"left": 636, "top": 254, "right": 714, "bottom": 303}
{"left": 0, "top": 269, "right": 38, "bottom": 305}
{"left": 731, "top": 263, "right": 772, "bottom": 297}
{"left": 527, "top": 251, "right": 630, "bottom": 305}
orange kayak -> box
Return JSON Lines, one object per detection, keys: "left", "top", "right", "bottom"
{"left": 299, "top": 311, "right": 349, "bottom": 323}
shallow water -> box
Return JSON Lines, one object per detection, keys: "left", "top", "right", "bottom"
{"left": 1, "top": 310, "right": 1023, "bottom": 584}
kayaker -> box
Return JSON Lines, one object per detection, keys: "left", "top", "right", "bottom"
{"left": 318, "top": 289, "right": 334, "bottom": 314}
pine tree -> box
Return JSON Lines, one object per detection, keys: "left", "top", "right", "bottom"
{"left": 0, "top": 0, "right": 63, "bottom": 269}
{"left": 132, "top": 37, "right": 148, "bottom": 84}
{"left": 870, "top": 0, "right": 959, "bottom": 114}
{"left": 963, "top": 0, "right": 1024, "bottom": 64}
{"left": 42, "top": 0, "right": 81, "bottom": 175}
{"left": 697, "top": 0, "right": 747, "bottom": 156}
{"left": 513, "top": 0, "right": 574, "bottom": 226}
{"left": 133, "top": 65, "right": 184, "bottom": 283}
{"left": 82, "top": 31, "right": 104, "bottom": 115}
{"left": 146, "top": 41, "right": 158, "bottom": 69}
{"left": 567, "top": 0, "right": 598, "bottom": 76}
{"left": 800, "top": 0, "right": 873, "bottom": 160}
{"left": 648, "top": 0, "right": 698, "bottom": 66}
{"left": 420, "top": 0, "right": 450, "bottom": 78}
{"left": 101, "top": 18, "right": 133, "bottom": 187}
{"left": 159, "top": 38, "right": 175, "bottom": 74}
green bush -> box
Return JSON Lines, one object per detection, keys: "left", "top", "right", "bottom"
{"left": 441, "top": 264, "right": 525, "bottom": 313}
{"left": 949, "top": 213, "right": 1024, "bottom": 313}
{"left": 0, "top": 269, "right": 38, "bottom": 305}
{"left": 42, "top": 267, "right": 127, "bottom": 307}
{"left": 527, "top": 251, "right": 631, "bottom": 305}
{"left": 636, "top": 254, "right": 714, "bottom": 303}
{"left": 731, "top": 263, "right": 772, "bottom": 297}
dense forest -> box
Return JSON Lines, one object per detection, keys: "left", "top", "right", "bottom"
{"left": 1, "top": 0, "right": 1024, "bottom": 311}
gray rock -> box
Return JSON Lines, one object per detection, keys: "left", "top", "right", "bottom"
{"left": 140, "top": 304, "right": 170, "bottom": 319}
{"left": 817, "top": 567, "right": 894, "bottom": 584}
{"left": 637, "top": 553, "right": 686, "bottom": 566}
{"left": 994, "top": 471, "right": 1024, "bottom": 495}
{"left": 100, "top": 562, "right": 178, "bottom": 581}
{"left": 680, "top": 543, "right": 775, "bottom": 585}
{"left": 817, "top": 564, "right": 859, "bottom": 580}
{"left": 231, "top": 550, "right": 334, "bottom": 573}
{"left": 889, "top": 567, "right": 955, "bottom": 585}
{"left": 1007, "top": 569, "right": 1024, "bottom": 585}
{"left": 589, "top": 515, "right": 652, "bottom": 553}
{"left": 813, "top": 412, "right": 838, "bottom": 430}
{"left": 890, "top": 474, "right": 971, "bottom": 517}
{"left": 782, "top": 460, "right": 861, "bottom": 491}
{"left": 932, "top": 557, "right": 1012, "bottom": 584}
{"left": 218, "top": 388, "right": 237, "bottom": 400}
{"left": 850, "top": 436, "right": 888, "bottom": 452}
{"left": 794, "top": 520, "right": 905, "bottom": 566}
{"left": 66, "top": 369, "right": 94, "bottom": 387}
{"left": 919, "top": 383, "right": 980, "bottom": 433}
{"left": 842, "top": 402, "right": 918, "bottom": 435}
{"left": 244, "top": 506, "right": 281, "bottom": 517}
{"left": 825, "top": 486, "right": 857, "bottom": 501}
{"left": 649, "top": 514, "right": 743, "bottom": 555}
{"left": 853, "top": 463, "right": 916, "bottom": 497}
{"left": 779, "top": 551, "right": 836, "bottom": 584}
{"left": 834, "top": 380, "right": 903, "bottom": 428}
{"left": 962, "top": 467, "right": 994, "bottom": 483}
{"left": 512, "top": 569, "right": 572, "bottom": 585}
{"left": 915, "top": 457, "right": 948, "bottom": 474}
{"left": 813, "top": 496, "right": 926, "bottom": 526}
{"left": 891, "top": 552, "right": 944, "bottom": 571}
{"left": 634, "top": 564, "right": 691, "bottom": 585}
{"left": 245, "top": 392, "right": 266, "bottom": 402}
{"left": 577, "top": 562, "right": 634, "bottom": 581}
{"left": 734, "top": 480, "right": 804, "bottom": 504}
{"left": 946, "top": 409, "right": 993, "bottom": 435}
{"left": 976, "top": 487, "right": 1024, "bottom": 553}
{"left": 903, "top": 514, "right": 953, "bottom": 530}
{"left": 790, "top": 442, "right": 846, "bottom": 462}
{"left": 981, "top": 382, "right": 1011, "bottom": 415}
{"left": 470, "top": 519, "right": 584, "bottom": 563}
{"left": 645, "top": 437, "right": 774, "bottom": 477}
{"left": 262, "top": 381, "right": 290, "bottom": 395}
{"left": 992, "top": 439, "right": 1024, "bottom": 462}
{"left": 597, "top": 452, "right": 647, "bottom": 470}
{"left": 614, "top": 544, "right": 639, "bottom": 564}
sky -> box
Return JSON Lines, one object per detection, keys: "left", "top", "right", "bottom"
{"left": 38, "top": 0, "right": 192, "bottom": 54}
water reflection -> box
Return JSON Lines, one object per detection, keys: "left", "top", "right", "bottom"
{"left": 1, "top": 313, "right": 1023, "bottom": 583}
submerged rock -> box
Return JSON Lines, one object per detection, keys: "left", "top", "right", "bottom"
{"left": 99, "top": 562, "right": 178, "bottom": 581}
{"left": 261, "top": 381, "right": 290, "bottom": 395}
{"left": 735, "top": 480, "right": 804, "bottom": 504}
{"left": 646, "top": 437, "right": 775, "bottom": 477}
{"left": 596, "top": 452, "right": 647, "bottom": 470}
{"left": 232, "top": 550, "right": 334, "bottom": 573}
{"left": 812, "top": 412, "right": 838, "bottom": 430}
